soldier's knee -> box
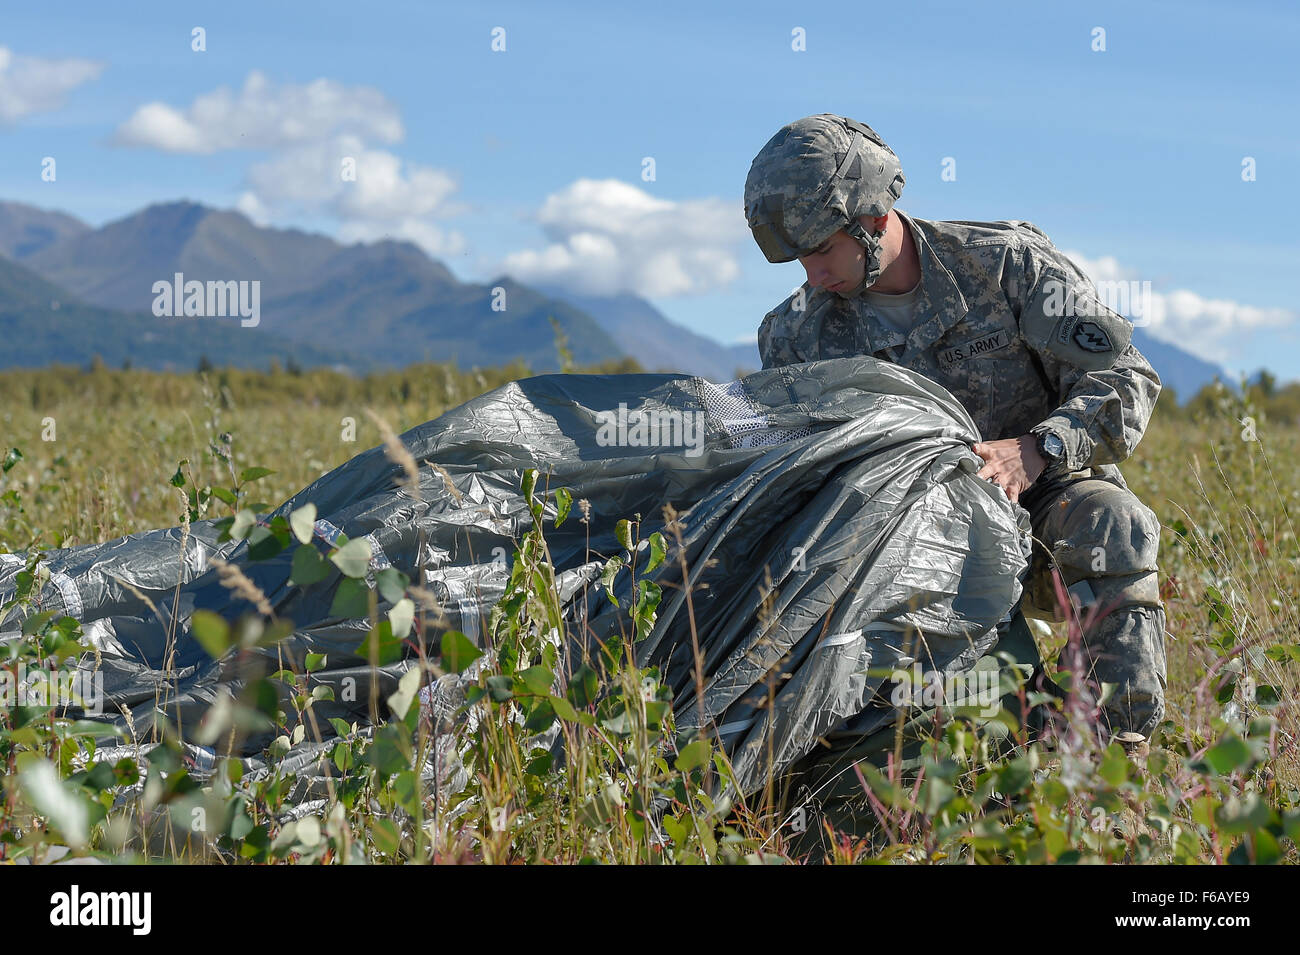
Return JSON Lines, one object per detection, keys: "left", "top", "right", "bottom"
{"left": 1052, "top": 484, "right": 1161, "bottom": 579}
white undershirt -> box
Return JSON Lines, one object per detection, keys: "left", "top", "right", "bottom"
{"left": 862, "top": 280, "right": 921, "bottom": 337}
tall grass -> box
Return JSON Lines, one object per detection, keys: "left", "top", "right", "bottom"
{"left": 1, "top": 364, "right": 1297, "bottom": 863}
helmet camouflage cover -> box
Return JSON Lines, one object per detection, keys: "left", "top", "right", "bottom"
{"left": 744, "top": 114, "right": 906, "bottom": 264}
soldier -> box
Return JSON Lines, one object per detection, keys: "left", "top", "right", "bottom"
{"left": 744, "top": 113, "right": 1166, "bottom": 753}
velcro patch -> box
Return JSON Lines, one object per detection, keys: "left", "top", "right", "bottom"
{"left": 1020, "top": 269, "right": 1134, "bottom": 372}
{"left": 1058, "top": 316, "right": 1113, "bottom": 354}
{"left": 938, "top": 329, "right": 1011, "bottom": 368}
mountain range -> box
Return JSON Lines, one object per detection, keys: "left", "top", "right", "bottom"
{"left": 0, "top": 199, "right": 1233, "bottom": 398}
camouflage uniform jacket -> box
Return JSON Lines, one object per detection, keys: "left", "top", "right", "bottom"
{"left": 757, "top": 212, "right": 1162, "bottom": 481}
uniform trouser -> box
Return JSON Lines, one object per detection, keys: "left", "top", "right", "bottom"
{"left": 1016, "top": 466, "right": 1167, "bottom": 741}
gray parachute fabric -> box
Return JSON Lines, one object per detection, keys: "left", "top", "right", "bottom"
{"left": 0, "top": 355, "right": 1031, "bottom": 802}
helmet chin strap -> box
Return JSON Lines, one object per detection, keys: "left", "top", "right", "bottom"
{"left": 836, "top": 219, "right": 886, "bottom": 298}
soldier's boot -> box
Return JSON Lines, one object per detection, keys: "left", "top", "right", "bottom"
{"left": 1110, "top": 801, "right": 1153, "bottom": 844}
{"left": 1116, "top": 730, "right": 1150, "bottom": 762}
{"left": 1110, "top": 728, "right": 1156, "bottom": 849}
{"left": 1110, "top": 727, "right": 1156, "bottom": 851}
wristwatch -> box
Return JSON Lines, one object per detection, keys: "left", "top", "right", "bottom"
{"left": 1035, "top": 430, "right": 1067, "bottom": 470}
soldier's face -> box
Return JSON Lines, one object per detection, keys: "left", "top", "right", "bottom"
{"left": 797, "top": 229, "right": 865, "bottom": 294}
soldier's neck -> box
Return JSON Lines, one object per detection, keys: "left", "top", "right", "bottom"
{"left": 865, "top": 209, "right": 921, "bottom": 295}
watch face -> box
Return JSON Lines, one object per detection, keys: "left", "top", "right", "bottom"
{"left": 1043, "top": 434, "right": 1065, "bottom": 458}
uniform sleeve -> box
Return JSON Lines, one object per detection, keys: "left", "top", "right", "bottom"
{"left": 1011, "top": 233, "right": 1162, "bottom": 470}
{"left": 758, "top": 294, "right": 809, "bottom": 369}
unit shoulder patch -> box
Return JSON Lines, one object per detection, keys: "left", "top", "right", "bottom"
{"left": 1020, "top": 270, "right": 1133, "bottom": 372}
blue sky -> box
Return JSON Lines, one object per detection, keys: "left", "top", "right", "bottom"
{"left": 3, "top": 0, "right": 1297, "bottom": 381}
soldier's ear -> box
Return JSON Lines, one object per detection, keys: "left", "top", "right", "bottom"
{"left": 859, "top": 214, "right": 888, "bottom": 234}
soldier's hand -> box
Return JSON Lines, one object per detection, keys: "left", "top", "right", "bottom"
{"left": 972, "top": 435, "right": 1046, "bottom": 504}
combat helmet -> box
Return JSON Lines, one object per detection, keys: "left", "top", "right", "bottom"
{"left": 744, "top": 114, "right": 905, "bottom": 293}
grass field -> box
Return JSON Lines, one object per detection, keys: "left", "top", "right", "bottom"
{"left": 2, "top": 360, "right": 1298, "bottom": 863}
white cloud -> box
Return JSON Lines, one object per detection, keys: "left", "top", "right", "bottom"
{"left": 500, "top": 178, "right": 748, "bottom": 297}
{"left": 337, "top": 218, "right": 465, "bottom": 258}
{"left": 114, "top": 70, "right": 402, "bottom": 153}
{"left": 234, "top": 190, "right": 271, "bottom": 227}
{"left": 0, "top": 46, "right": 103, "bottom": 123}
{"left": 1149, "top": 290, "right": 1292, "bottom": 342}
{"left": 241, "top": 135, "right": 466, "bottom": 257}
{"left": 1063, "top": 249, "right": 1295, "bottom": 364}
{"left": 116, "top": 73, "right": 464, "bottom": 258}
{"left": 1062, "top": 252, "right": 1133, "bottom": 284}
